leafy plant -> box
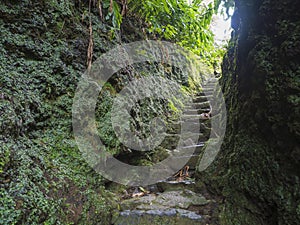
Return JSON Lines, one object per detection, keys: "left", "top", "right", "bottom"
{"left": 88, "top": 0, "right": 234, "bottom": 67}
{"left": 102, "top": 0, "right": 123, "bottom": 30}
{"left": 127, "top": 0, "right": 215, "bottom": 56}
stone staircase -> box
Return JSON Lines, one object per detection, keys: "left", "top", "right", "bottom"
{"left": 113, "top": 78, "right": 220, "bottom": 225}
{"left": 172, "top": 77, "right": 218, "bottom": 171}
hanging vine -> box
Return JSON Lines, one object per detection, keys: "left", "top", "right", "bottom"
{"left": 87, "top": 0, "right": 94, "bottom": 72}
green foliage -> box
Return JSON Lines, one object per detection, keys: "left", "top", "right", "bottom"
{"left": 102, "top": 0, "right": 123, "bottom": 31}
{"left": 214, "top": 0, "right": 235, "bottom": 17}
{"left": 0, "top": 145, "right": 11, "bottom": 175}
{"left": 0, "top": 1, "right": 118, "bottom": 224}
{"left": 207, "top": 43, "right": 228, "bottom": 69}
{"left": 168, "top": 101, "right": 180, "bottom": 117}
{"left": 91, "top": 0, "right": 231, "bottom": 67}
{"left": 128, "top": 0, "right": 215, "bottom": 56}
{"left": 46, "top": 0, "right": 73, "bottom": 16}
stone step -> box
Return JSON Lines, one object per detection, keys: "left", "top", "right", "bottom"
{"left": 156, "top": 180, "right": 196, "bottom": 192}
{"left": 205, "top": 78, "right": 218, "bottom": 83}
{"left": 204, "top": 86, "right": 217, "bottom": 89}
{"left": 204, "top": 80, "right": 218, "bottom": 84}
{"left": 202, "top": 87, "right": 215, "bottom": 92}
{"left": 181, "top": 114, "right": 211, "bottom": 120}
{"left": 116, "top": 189, "right": 208, "bottom": 224}
{"left": 185, "top": 101, "right": 210, "bottom": 109}
{"left": 180, "top": 119, "right": 211, "bottom": 127}
{"left": 184, "top": 102, "right": 211, "bottom": 111}
{"left": 179, "top": 143, "right": 205, "bottom": 154}
{"left": 165, "top": 145, "right": 203, "bottom": 157}
{"left": 184, "top": 106, "right": 210, "bottom": 111}
{"left": 114, "top": 208, "right": 205, "bottom": 225}
{"left": 163, "top": 132, "right": 208, "bottom": 142}
{"left": 168, "top": 120, "right": 211, "bottom": 133}
{"left": 183, "top": 108, "right": 211, "bottom": 114}
{"left": 167, "top": 124, "right": 210, "bottom": 135}
{"left": 196, "top": 92, "right": 215, "bottom": 97}
{"left": 193, "top": 96, "right": 213, "bottom": 103}
{"left": 203, "top": 83, "right": 218, "bottom": 88}
{"left": 204, "top": 81, "right": 218, "bottom": 85}
{"left": 166, "top": 143, "right": 204, "bottom": 156}
{"left": 160, "top": 133, "right": 208, "bottom": 150}
{"left": 119, "top": 189, "right": 209, "bottom": 211}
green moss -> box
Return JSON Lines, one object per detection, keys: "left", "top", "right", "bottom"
{"left": 0, "top": 0, "right": 120, "bottom": 224}
{"left": 197, "top": 0, "right": 300, "bottom": 224}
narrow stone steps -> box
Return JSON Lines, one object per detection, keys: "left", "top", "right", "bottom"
{"left": 183, "top": 108, "right": 211, "bottom": 114}
{"left": 181, "top": 114, "right": 211, "bottom": 120}
{"left": 204, "top": 81, "right": 218, "bottom": 85}
{"left": 184, "top": 105, "right": 210, "bottom": 111}
{"left": 163, "top": 133, "right": 208, "bottom": 142}
{"left": 185, "top": 101, "right": 210, "bottom": 108}
{"left": 179, "top": 143, "right": 205, "bottom": 154}
{"left": 168, "top": 121, "right": 211, "bottom": 132}
{"left": 193, "top": 95, "right": 213, "bottom": 102}
{"left": 166, "top": 143, "right": 205, "bottom": 156}
{"left": 176, "top": 120, "right": 211, "bottom": 130}
{"left": 166, "top": 145, "right": 203, "bottom": 155}
{"left": 156, "top": 180, "right": 196, "bottom": 192}
{"left": 203, "top": 82, "right": 218, "bottom": 88}
{"left": 114, "top": 208, "right": 205, "bottom": 225}
{"left": 202, "top": 87, "right": 215, "bottom": 91}
{"left": 196, "top": 91, "right": 215, "bottom": 96}
{"left": 115, "top": 189, "right": 209, "bottom": 224}
{"left": 114, "top": 79, "right": 220, "bottom": 225}
{"left": 169, "top": 120, "right": 210, "bottom": 125}
{"left": 205, "top": 78, "right": 218, "bottom": 83}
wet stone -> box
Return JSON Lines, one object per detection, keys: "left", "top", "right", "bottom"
{"left": 114, "top": 92, "right": 214, "bottom": 225}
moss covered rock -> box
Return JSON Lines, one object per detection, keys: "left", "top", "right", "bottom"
{"left": 197, "top": 0, "right": 300, "bottom": 224}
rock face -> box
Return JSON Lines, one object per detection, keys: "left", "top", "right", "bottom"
{"left": 198, "top": 0, "right": 300, "bottom": 224}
